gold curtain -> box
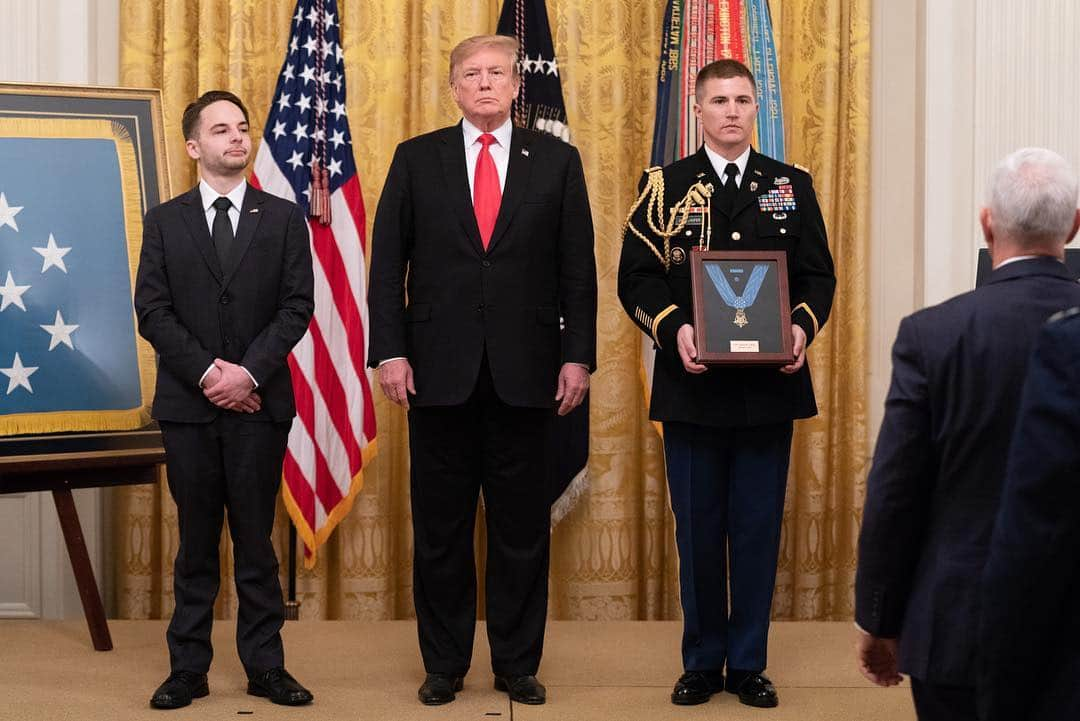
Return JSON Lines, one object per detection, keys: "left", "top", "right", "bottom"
{"left": 113, "top": 0, "right": 869, "bottom": 623}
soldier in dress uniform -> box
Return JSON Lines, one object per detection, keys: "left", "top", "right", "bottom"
{"left": 617, "top": 59, "right": 835, "bottom": 709}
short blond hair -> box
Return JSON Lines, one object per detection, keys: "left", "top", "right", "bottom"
{"left": 449, "top": 34, "right": 520, "bottom": 85}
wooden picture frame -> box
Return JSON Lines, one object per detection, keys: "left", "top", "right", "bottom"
{"left": 689, "top": 250, "right": 794, "bottom": 365}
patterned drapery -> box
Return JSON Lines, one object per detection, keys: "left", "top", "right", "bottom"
{"left": 113, "top": 0, "right": 869, "bottom": 622}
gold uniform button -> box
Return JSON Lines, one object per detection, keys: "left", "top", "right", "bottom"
{"left": 731, "top": 231, "right": 741, "bottom": 241}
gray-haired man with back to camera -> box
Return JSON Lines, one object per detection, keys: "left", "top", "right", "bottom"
{"left": 855, "top": 147, "right": 1080, "bottom": 721}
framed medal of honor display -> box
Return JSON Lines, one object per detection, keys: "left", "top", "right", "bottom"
{"left": 689, "top": 250, "right": 794, "bottom": 365}
{"left": 0, "top": 83, "right": 169, "bottom": 436}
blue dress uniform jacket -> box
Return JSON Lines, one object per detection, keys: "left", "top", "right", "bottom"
{"left": 617, "top": 147, "right": 835, "bottom": 428}
{"left": 617, "top": 146, "right": 835, "bottom": 678}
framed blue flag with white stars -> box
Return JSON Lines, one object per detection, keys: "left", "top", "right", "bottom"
{"left": 0, "top": 84, "right": 169, "bottom": 436}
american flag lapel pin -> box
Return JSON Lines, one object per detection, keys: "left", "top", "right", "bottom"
{"left": 521, "top": 148, "right": 529, "bottom": 157}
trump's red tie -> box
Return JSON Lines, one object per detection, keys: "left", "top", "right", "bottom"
{"left": 473, "top": 133, "right": 501, "bottom": 249}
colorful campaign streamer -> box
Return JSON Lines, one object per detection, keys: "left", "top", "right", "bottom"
{"left": 650, "top": 0, "right": 785, "bottom": 167}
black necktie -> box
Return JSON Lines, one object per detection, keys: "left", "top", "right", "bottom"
{"left": 211, "top": 196, "right": 233, "bottom": 268}
{"left": 721, "top": 162, "right": 740, "bottom": 212}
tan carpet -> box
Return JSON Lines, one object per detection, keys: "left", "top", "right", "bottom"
{"left": 0, "top": 620, "right": 914, "bottom": 720}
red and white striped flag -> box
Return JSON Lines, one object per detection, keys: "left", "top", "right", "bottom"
{"left": 251, "top": 0, "right": 376, "bottom": 567}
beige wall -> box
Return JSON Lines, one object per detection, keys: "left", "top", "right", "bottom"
{"left": 869, "top": 0, "right": 1080, "bottom": 441}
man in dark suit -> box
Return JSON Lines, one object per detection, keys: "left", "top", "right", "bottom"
{"left": 134, "top": 90, "right": 314, "bottom": 709}
{"left": 978, "top": 307, "right": 1080, "bottom": 721}
{"left": 618, "top": 59, "right": 835, "bottom": 709}
{"left": 367, "top": 35, "right": 596, "bottom": 706}
{"left": 855, "top": 147, "right": 1080, "bottom": 721}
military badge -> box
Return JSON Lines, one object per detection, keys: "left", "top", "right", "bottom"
{"left": 758, "top": 184, "right": 797, "bottom": 213}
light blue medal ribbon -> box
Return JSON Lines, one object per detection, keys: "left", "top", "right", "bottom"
{"left": 705, "top": 264, "right": 769, "bottom": 327}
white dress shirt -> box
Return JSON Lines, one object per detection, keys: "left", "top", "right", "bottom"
{"left": 993, "top": 254, "right": 1052, "bottom": 270}
{"left": 196, "top": 177, "right": 258, "bottom": 389}
{"left": 199, "top": 178, "right": 246, "bottom": 235}
{"left": 703, "top": 143, "right": 751, "bottom": 189}
{"left": 462, "top": 116, "right": 513, "bottom": 196}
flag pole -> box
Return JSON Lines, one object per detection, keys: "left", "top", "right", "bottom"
{"left": 285, "top": 521, "right": 300, "bottom": 620}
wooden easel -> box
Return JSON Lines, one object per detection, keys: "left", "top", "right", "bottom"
{"left": 0, "top": 444, "right": 164, "bottom": 651}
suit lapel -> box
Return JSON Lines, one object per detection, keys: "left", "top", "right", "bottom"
{"left": 438, "top": 123, "right": 485, "bottom": 256}
{"left": 221, "top": 183, "right": 265, "bottom": 287}
{"left": 485, "top": 127, "right": 533, "bottom": 254}
{"left": 179, "top": 186, "right": 223, "bottom": 283}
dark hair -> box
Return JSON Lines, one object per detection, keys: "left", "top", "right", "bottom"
{"left": 181, "top": 90, "right": 249, "bottom": 140}
{"left": 694, "top": 59, "right": 757, "bottom": 100}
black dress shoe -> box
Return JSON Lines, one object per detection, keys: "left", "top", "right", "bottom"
{"left": 418, "top": 673, "right": 464, "bottom": 705}
{"left": 671, "top": 671, "right": 724, "bottom": 705}
{"left": 150, "top": 671, "right": 208, "bottom": 709}
{"left": 727, "top": 671, "right": 779, "bottom": 708}
{"left": 247, "top": 667, "right": 314, "bottom": 706}
{"left": 494, "top": 675, "right": 546, "bottom": 704}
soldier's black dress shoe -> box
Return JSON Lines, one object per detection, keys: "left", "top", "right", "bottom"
{"left": 150, "top": 671, "right": 209, "bottom": 709}
{"left": 727, "top": 671, "right": 779, "bottom": 708}
{"left": 670, "top": 671, "right": 724, "bottom": 705}
{"left": 494, "top": 674, "right": 546, "bottom": 704}
{"left": 247, "top": 667, "right": 314, "bottom": 706}
{"left": 418, "top": 673, "right": 464, "bottom": 705}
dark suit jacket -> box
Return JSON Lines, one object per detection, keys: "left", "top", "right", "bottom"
{"left": 617, "top": 147, "right": 835, "bottom": 427}
{"left": 134, "top": 184, "right": 314, "bottom": 423}
{"left": 856, "top": 257, "right": 1080, "bottom": 685}
{"left": 367, "top": 123, "right": 597, "bottom": 408}
{"left": 978, "top": 307, "right": 1080, "bottom": 721}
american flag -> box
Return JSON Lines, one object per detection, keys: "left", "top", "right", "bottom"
{"left": 251, "top": 0, "right": 376, "bottom": 567}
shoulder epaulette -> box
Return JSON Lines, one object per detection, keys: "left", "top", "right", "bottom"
{"left": 793, "top": 162, "right": 811, "bottom": 174}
